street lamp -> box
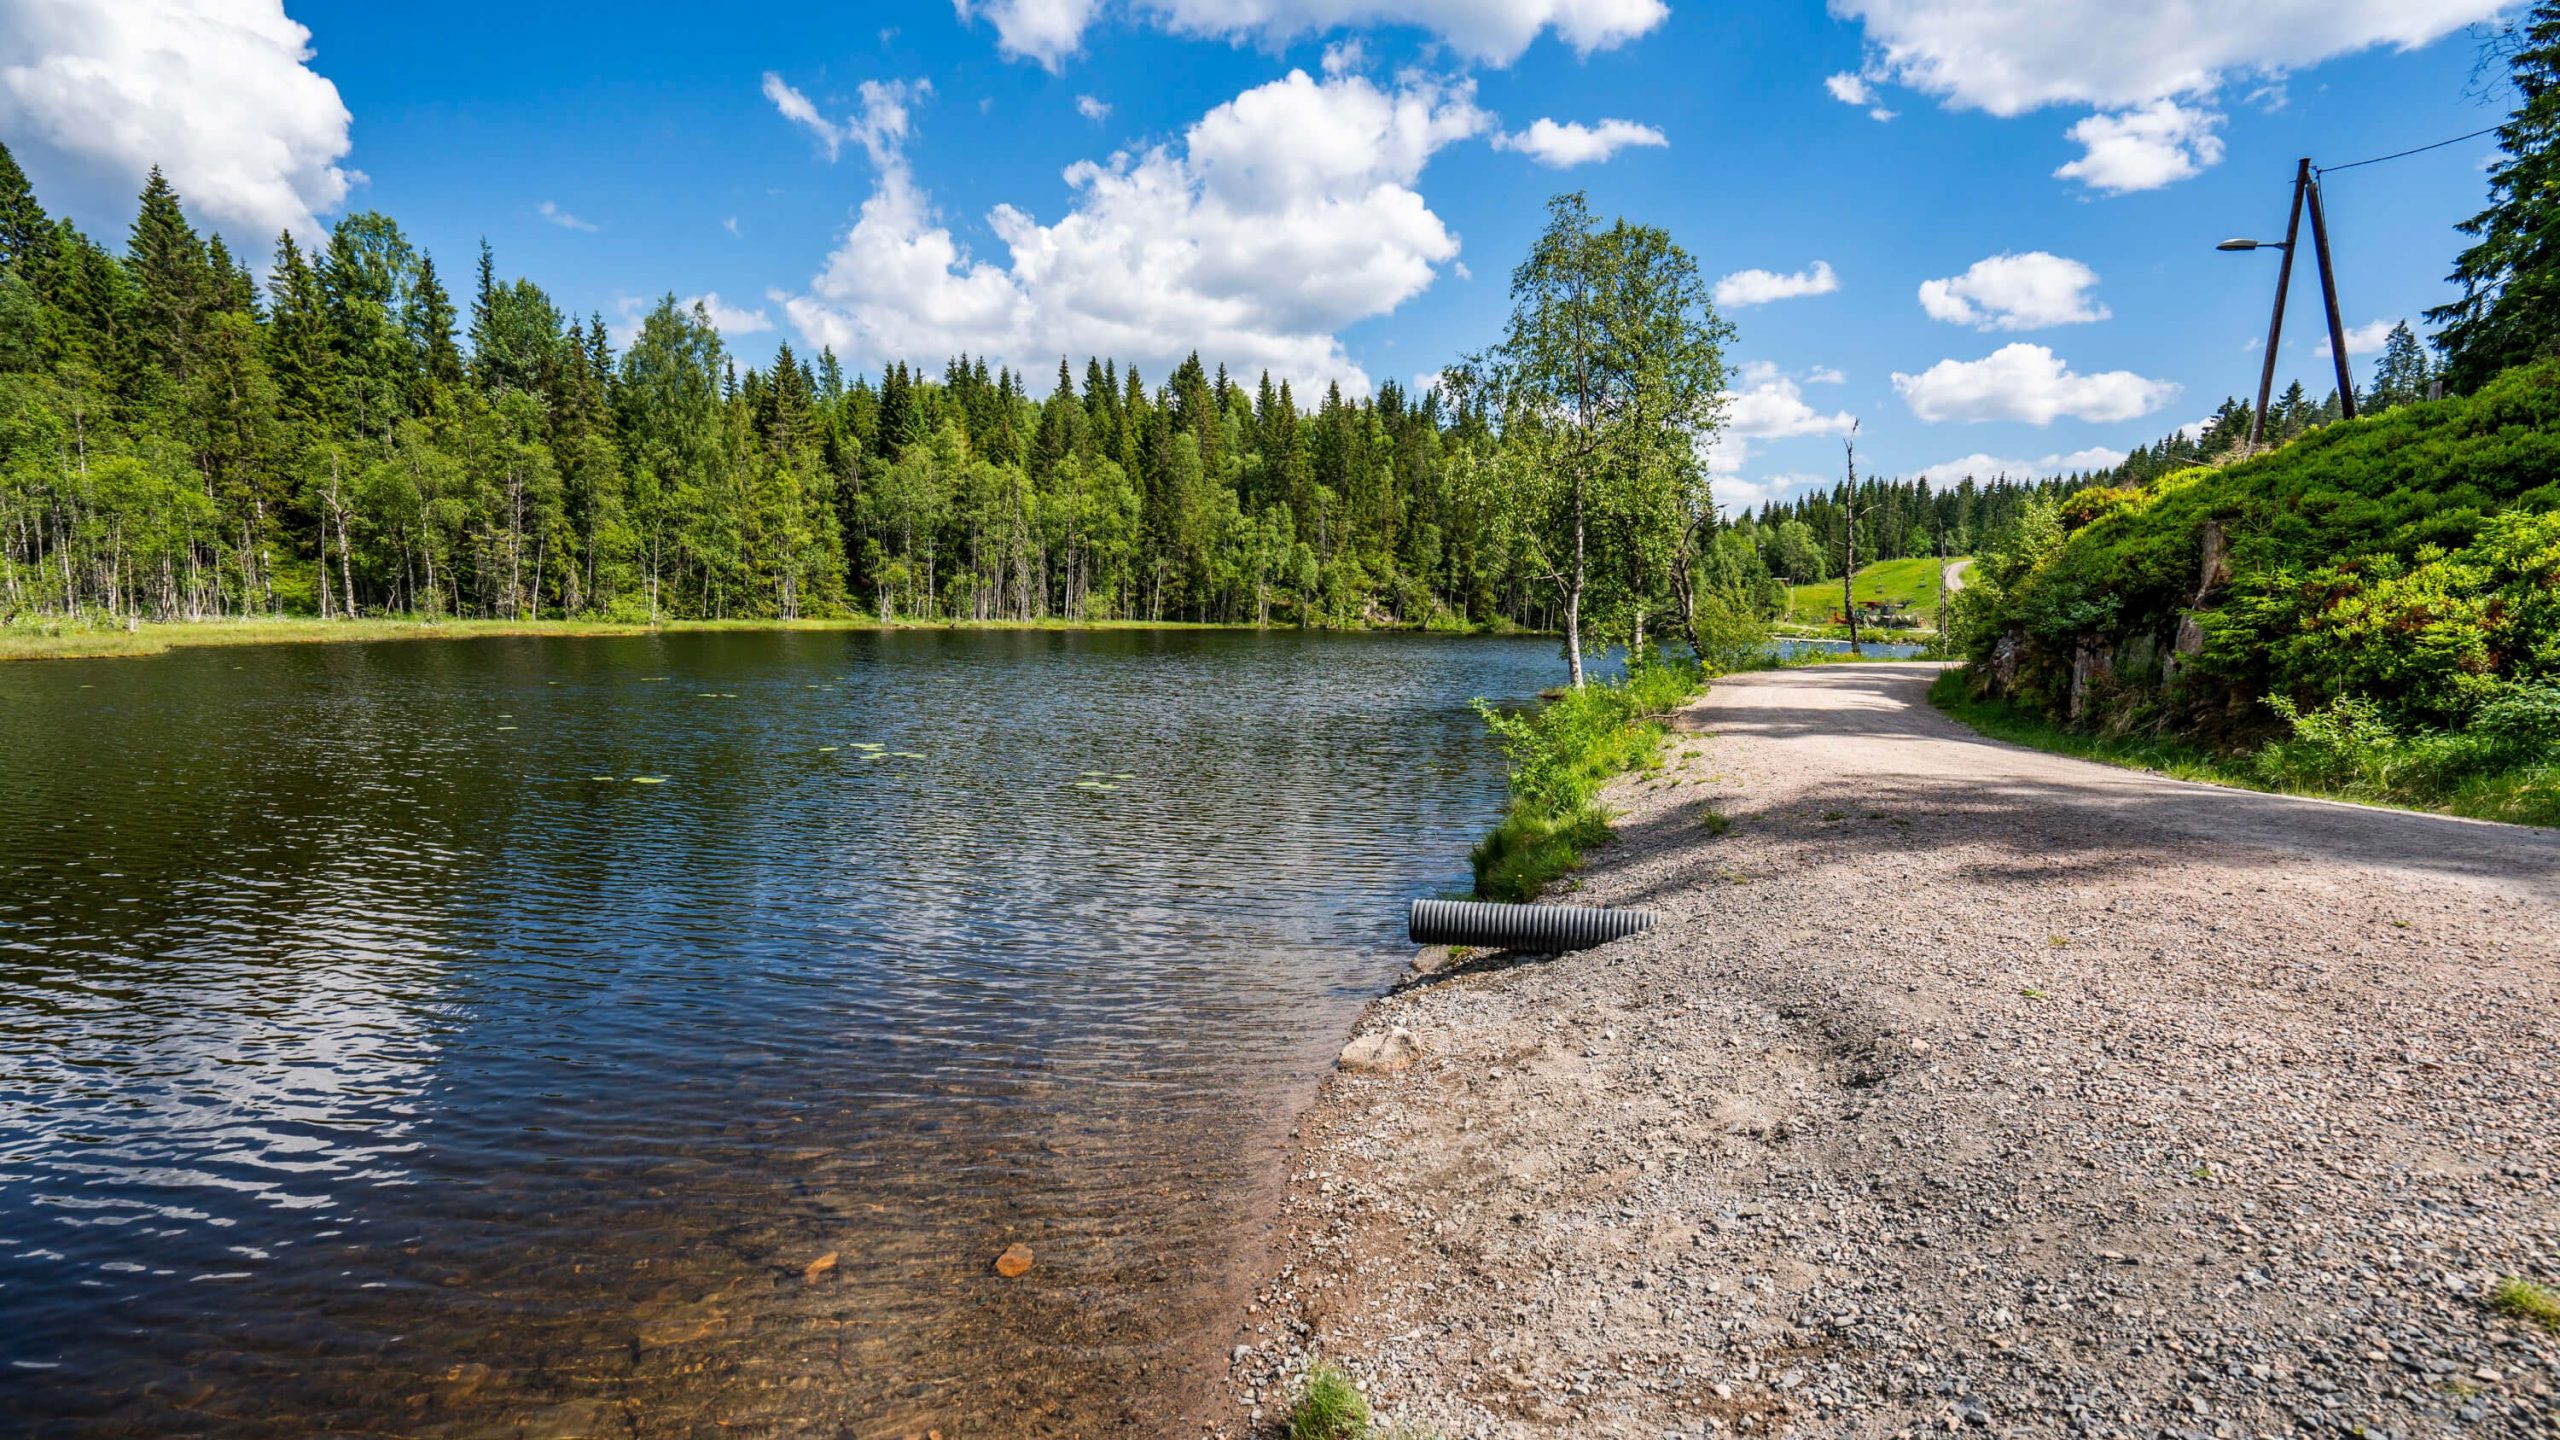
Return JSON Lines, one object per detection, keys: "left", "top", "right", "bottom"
{"left": 2220, "top": 158, "right": 2357, "bottom": 446}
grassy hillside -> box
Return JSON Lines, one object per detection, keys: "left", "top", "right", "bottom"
{"left": 1784, "top": 556, "right": 1961, "bottom": 626}
{"left": 1948, "top": 360, "right": 2560, "bottom": 825}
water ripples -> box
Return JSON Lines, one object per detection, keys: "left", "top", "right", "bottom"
{"left": 0, "top": 628, "right": 1558, "bottom": 1436}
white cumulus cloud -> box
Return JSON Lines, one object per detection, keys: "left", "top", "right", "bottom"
{"left": 1076, "top": 93, "right": 1112, "bottom": 121}
{"left": 1917, "top": 251, "right": 2109, "bottom": 331}
{"left": 0, "top": 0, "right": 354, "bottom": 244}
{"left": 1892, "top": 343, "right": 2176, "bottom": 425}
{"left": 958, "top": 0, "right": 1668, "bottom": 70}
{"left": 1491, "top": 117, "right": 1667, "bottom": 167}
{"left": 763, "top": 70, "right": 842, "bottom": 159}
{"left": 1913, "top": 446, "right": 2128, "bottom": 484}
{"left": 1832, "top": 0, "right": 2499, "bottom": 192}
{"left": 537, "top": 200, "right": 597, "bottom": 232}
{"left": 610, "top": 292, "right": 776, "bottom": 350}
{"left": 780, "top": 66, "right": 1487, "bottom": 394}
{"left": 2315, "top": 318, "right": 2396, "bottom": 358}
{"left": 1703, "top": 361, "right": 1858, "bottom": 478}
{"left": 1713, "top": 261, "right": 1839, "bottom": 309}
{"left": 1823, "top": 71, "right": 1896, "bottom": 121}
{"left": 2053, "top": 99, "right": 2224, "bottom": 193}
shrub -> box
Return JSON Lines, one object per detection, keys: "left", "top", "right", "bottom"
{"left": 1470, "top": 659, "right": 1704, "bottom": 901}
{"left": 1289, "top": 1360, "right": 1372, "bottom": 1440}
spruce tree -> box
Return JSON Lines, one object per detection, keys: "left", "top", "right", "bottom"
{"left": 407, "top": 252, "right": 464, "bottom": 397}
{"left": 2429, "top": 1, "right": 2560, "bottom": 390}
{"left": 0, "top": 140, "right": 53, "bottom": 282}
{"left": 266, "top": 230, "right": 336, "bottom": 433}
{"left": 2367, "top": 322, "right": 2432, "bottom": 410}
{"left": 126, "top": 167, "right": 212, "bottom": 387}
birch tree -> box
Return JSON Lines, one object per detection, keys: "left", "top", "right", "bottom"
{"left": 1470, "top": 192, "right": 1730, "bottom": 685}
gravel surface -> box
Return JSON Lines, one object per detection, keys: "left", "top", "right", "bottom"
{"left": 1208, "top": 662, "right": 2560, "bottom": 1438}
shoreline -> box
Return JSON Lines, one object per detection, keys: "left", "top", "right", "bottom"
{"left": 0, "top": 613, "right": 1526, "bottom": 663}
{"left": 1205, "top": 661, "right": 2560, "bottom": 1437}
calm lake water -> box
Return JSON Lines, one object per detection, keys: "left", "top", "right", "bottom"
{"left": 0, "top": 629, "right": 1565, "bottom": 1437}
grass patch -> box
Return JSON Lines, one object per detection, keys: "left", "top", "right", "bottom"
{"left": 1289, "top": 1360, "right": 1372, "bottom": 1440}
{"left": 1698, "top": 807, "right": 1733, "bottom": 836}
{"left": 1784, "top": 556, "right": 1965, "bottom": 627}
{"left": 1930, "top": 669, "right": 2560, "bottom": 828}
{"left": 1469, "top": 660, "right": 1705, "bottom": 902}
{"left": 2492, "top": 1277, "right": 2560, "bottom": 1332}
{"left": 0, "top": 610, "right": 1492, "bottom": 664}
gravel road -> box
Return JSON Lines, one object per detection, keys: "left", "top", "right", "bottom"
{"left": 1213, "top": 662, "right": 2559, "bottom": 1438}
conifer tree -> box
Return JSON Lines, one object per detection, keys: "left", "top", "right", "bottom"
{"left": 126, "top": 168, "right": 212, "bottom": 388}
{"left": 2430, "top": 1, "right": 2560, "bottom": 389}
{"left": 2366, "top": 322, "right": 2433, "bottom": 410}
{"left": 0, "top": 141, "right": 54, "bottom": 283}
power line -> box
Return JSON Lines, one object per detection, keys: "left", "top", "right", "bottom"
{"left": 2317, "top": 125, "right": 2503, "bottom": 175}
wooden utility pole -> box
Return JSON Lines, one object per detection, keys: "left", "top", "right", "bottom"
{"left": 2248, "top": 161, "right": 2309, "bottom": 447}
{"left": 2304, "top": 169, "right": 2359, "bottom": 422}
{"left": 2246, "top": 158, "right": 2357, "bottom": 445}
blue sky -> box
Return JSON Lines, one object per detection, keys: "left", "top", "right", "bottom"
{"left": 0, "top": 0, "right": 2522, "bottom": 507}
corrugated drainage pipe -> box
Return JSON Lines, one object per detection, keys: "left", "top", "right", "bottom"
{"left": 1408, "top": 898, "right": 1656, "bottom": 953}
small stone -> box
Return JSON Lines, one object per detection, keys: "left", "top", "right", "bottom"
{"left": 804, "top": 1250, "right": 839, "bottom": 1282}
{"left": 1339, "top": 1027, "right": 1423, "bottom": 1074}
{"left": 994, "top": 1243, "right": 1035, "bottom": 1278}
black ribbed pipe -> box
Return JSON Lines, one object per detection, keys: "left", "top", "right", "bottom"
{"left": 1408, "top": 898, "right": 1655, "bottom": 952}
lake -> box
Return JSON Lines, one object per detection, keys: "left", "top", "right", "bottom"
{"left": 0, "top": 629, "right": 1567, "bottom": 1437}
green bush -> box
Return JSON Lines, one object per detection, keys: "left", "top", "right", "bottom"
{"left": 1954, "top": 361, "right": 2560, "bottom": 824}
{"left": 1470, "top": 658, "right": 1704, "bottom": 900}
{"left": 1289, "top": 1360, "right": 1372, "bottom": 1440}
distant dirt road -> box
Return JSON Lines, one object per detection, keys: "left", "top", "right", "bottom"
{"left": 1942, "top": 557, "right": 1972, "bottom": 594}
{"left": 1214, "top": 663, "right": 2560, "bottom": 1438}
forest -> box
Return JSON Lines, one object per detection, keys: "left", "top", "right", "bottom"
{"left": 0, "top": 141, "right": 2122, "bottom": 643}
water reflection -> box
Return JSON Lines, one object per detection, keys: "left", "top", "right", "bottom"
{"left": 0, "top": 629, "right": 1558, "bottom": 1436}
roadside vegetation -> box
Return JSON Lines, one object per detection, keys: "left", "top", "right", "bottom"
{"left": 2492, "top": 1276, "right": 2560, "bottom": 1333}
{"left": 1940, "top": 361, "right": 2560, "bottom": 829}
{"left": 1470, "top": 658, "right": 1705, "bottom": 900}
{"left": 1287, "top": 1360, "right": 1372, "bottom": 1440}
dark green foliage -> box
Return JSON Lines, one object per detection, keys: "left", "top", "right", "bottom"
{"left": 1, "top": 153, "right": 1699, "bottom": 632}
{"left": 2431, "top": 2, "right": 2560, "bottom": 392}
{"left": 1470, "top": 658, "right": 1705, "bottom": 900}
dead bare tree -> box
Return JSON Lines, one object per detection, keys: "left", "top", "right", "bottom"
{"left": 1840, "top": 423, "right": 1864, "bottom": 654}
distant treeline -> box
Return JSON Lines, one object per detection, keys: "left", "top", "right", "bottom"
{"left": 0, "top": 145, "right": 1591, "bottom": 631}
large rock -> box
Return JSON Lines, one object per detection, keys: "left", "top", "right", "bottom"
{"left": 1339, "top": 1026, "right": 1423, "bottom": 1074}
{"left": 2195, "top": 521, "right": 2231, "bottom": 599}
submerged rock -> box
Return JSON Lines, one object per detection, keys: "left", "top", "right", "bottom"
{"left": 994, "top": 1243, "right": 1034, "bottom": 1278}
